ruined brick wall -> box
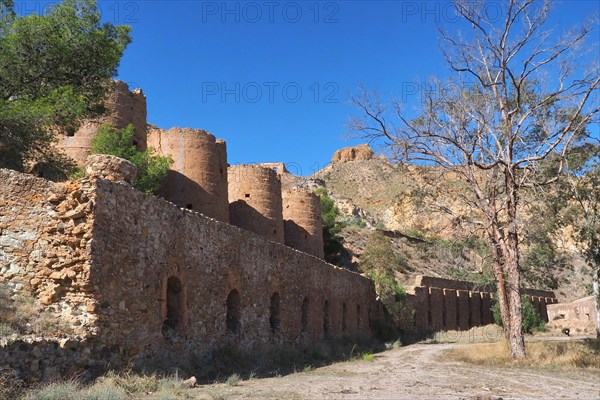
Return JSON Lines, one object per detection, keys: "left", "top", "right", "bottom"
{"left": 89, "top": 177, "right": 378, "bottom": 366}
{"left": 1, "top": 168, "right": 380, "bottom": 378}
{"left": 259, "top": 162, "right": 288, "bottom": 176}
{"left": 405, "top": 275, "right": 556, "bottom": 333}
{"left": 282, "top": 190, "right": 324, "bottom": 258}
{"left": 56, "top": 81, "right": 147, "bottom": 165}
{"left": 147, "top": 128, "right": 229, "bottom": 222}
{"left": 331, "top": 144, "right": 374, "bottom": 163}
{"left": 0, "top": 169, "right": 97, "bottom": 333}
{"left": 547, "top": 296, "right": 596, "bottom": 322}
{"left": 228, "top": 165, "right": 285, "bottom": 243}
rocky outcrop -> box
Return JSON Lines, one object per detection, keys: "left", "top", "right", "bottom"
{"left": 331, "top": 144, "right": 374, "bottom": 163}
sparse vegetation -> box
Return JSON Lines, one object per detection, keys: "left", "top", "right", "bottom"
{"left": 0, "top": 283, "right": 72, "bottom": 337}
{"left": 225, "top": 373, "right": 241, "bottom": 386}
{"left": 16, "top": 372, "right": 192, "bottom": 400}
{"left": 360, "top": 231, "right": 413, "bottom": 337}
{"left": 361, "top": 352, "right": 375, "bottom": 362}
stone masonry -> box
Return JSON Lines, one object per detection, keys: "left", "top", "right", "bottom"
{"left": 282, "top": 189, "right": 325, "bottom": 258}
{"left": 56, "top": 81, "right": 147, "bottom": 165}
{"left": 228, "top": 165, "right": 285, "bottom": 244}
{"left": 0, "top": 160, "right": 380, "bottom": 380}
{"left": 147, "top": 128, "right": 229, "bottom": 222}
{"left": 405, "top": 275, "right": 556, "bottom": 333}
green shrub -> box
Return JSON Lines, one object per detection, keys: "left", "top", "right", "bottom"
{"left": 492, "top": 296, "right": 545, "bottom": 334}
{"left": 91, "top": 124, "right": 172, "bottom": 194}
{"left": 315, "top": 188, "right": 345, "bottom": 265}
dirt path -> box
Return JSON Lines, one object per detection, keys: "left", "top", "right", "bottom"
{"left": 189, "top": 343, "right": 600, "bottom": 400}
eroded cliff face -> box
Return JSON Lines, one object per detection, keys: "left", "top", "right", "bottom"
{"left": 310, "top": 148, "right": 591, "bottom": 302}
{"left": 331, "top": 144, "right": 374, "bottom": 164}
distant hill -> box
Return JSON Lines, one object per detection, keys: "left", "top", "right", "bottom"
{"left": 285, "top": 145, "right": 592, "bottom": 302}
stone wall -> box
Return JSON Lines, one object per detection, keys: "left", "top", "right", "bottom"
{"left": 1, "top": 168, "right": 380, "bottom": 379}
{"left": 405, "top": 275, "right": 556, "bottom": 333}
{"left": 56, "top": 81, "right": 147, "bottom": 165}
{"left": 0, "top": 169, "right": 96, "bottom": 331}
{"left": 547, "top": 296, "right": 597, "bottom": 323}
{"left": 228, "top": 165, "right": 285, "bottom": 244}
{"left": 147, "top": 128, "right": 229, "bottom": 222}
{"left": 282, "top": 190, "right": 324, "bottom": 258}
{"left": 331, "top": 144, "right": 374, "bottom": 163}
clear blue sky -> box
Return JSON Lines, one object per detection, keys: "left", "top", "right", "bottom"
{"left": 18, "top": 1, "right": 600, "bottom": 175}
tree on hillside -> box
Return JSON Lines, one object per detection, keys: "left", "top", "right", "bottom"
{"left": 0, "top": 0, "right": 131, "bottom": 173}
{"left": 350, "top": 0, "right": 599, "bottom": 359}
{"left": 91, "top": 124, "right": 172, "bottom": 194}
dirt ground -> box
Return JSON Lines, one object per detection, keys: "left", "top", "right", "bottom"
{"left": 187, "top": 341, "right": 600, "bottom": 400}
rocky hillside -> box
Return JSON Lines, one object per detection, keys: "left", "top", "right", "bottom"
{"left": 287, "top": 145, "right": 592, "bottom": 302}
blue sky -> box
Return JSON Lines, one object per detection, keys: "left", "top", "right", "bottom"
{"left": 17, "top": 0, "right": 600, "bottom": 175}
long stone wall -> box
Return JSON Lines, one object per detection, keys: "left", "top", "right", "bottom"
{"left": 0, "top": 166, "right": 380, "bottom": 379}
{"left": 405, "top": 275, "right": 556, "bottom": 333}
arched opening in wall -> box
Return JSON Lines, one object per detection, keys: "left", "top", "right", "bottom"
{"left": 163, "top": 276, "right": 185, "bottom": 336}
{"left": 301, "top": 297, "right": 309, "bottom": 334}
{"left": 323, "top": 300, "right": 330, "bottom": 337}
{"left": 356, "top": 304, "right": 361, "bottom": 331}
{"left": 269, "top": 292, "right": 281, "bottom": 335}
{"left": 226, "top": 289, "right": 241, "bottom": 334}
{"left": 342, "top": 302, "right": 347, "bottom": 333}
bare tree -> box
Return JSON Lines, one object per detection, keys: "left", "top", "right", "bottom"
{"left": 350, "top": 0, "right": 599, "bottom": 359}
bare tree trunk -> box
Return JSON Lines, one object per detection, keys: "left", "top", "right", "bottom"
{"left": 505, "top": 251, "right": 525, "bottom": 359}
{"left": 593, "top": 263, "right": 600, "bottom": 339}
{"left": 489, "top": 231, "right": 511, "bottom": 341}
{"left": 505, "top": 169, "right": 526, "bottom": 359}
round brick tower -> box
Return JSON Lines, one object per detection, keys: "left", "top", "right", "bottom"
{"left": 147, "top": 127, "right": 229, "bottom": 222}
{"left": 228, "top": 165, "right": 284, "bottom": 244}
{"left": 282, "top": 190, "right": 324, "bottom": 258}
{"left": 56, "top": 80, "right": 147, "bottom": 165}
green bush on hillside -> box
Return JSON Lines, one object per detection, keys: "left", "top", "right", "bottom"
{"left": 90, "top": 124, "right": 172, "bottom": 194}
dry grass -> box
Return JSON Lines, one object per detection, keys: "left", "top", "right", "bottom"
{"left": 421, "top": 325, "right": 504, "bottom": 344}
{"left": 447, "top": 339, "right": 600, "bottom": 370}
{"left": 0, "top": 283, "right": 73, "bottom": 338}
